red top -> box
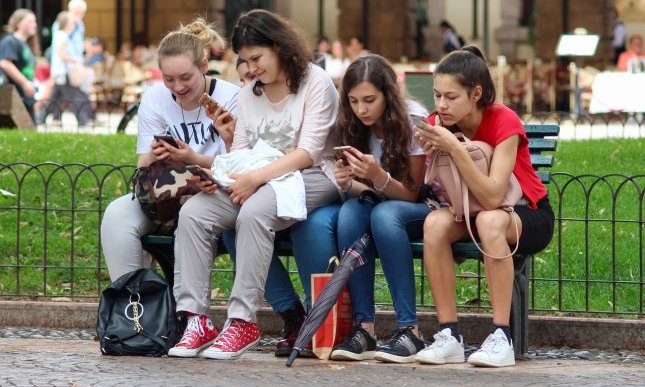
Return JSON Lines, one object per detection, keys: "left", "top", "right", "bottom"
{"left": 430, "top": 103, "right": 546, "bottom": 209}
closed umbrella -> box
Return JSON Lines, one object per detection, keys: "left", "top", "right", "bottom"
{"left": 286, "top": 232, "right": 371, "bottom": 367}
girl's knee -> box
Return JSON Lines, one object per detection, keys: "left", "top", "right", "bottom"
{"left": 423, "top": 210, "right": 452, "bottom": 241}
{"left": 475, "top": 211, "right": 509, "bottom": 240}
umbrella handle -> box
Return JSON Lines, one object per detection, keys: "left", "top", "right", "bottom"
{"left": 285, "top": 348, "right": 300, "bottom": 367}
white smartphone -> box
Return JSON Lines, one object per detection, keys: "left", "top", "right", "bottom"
{"left": 410, "top": 113, "right": 428, "bottom": 128}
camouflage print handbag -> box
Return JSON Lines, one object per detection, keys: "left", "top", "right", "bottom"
{"left": 131, "top": 159, "right": 200, "bottom": 234}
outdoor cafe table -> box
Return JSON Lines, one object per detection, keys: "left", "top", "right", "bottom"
{"left": 589, "top": 72, "right": 645, "bottom": 114}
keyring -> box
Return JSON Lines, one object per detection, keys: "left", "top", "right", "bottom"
{"left": 124, "top": 302, "right": 144, "bottom": 320}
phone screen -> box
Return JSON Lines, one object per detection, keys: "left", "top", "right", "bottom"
{"left": 410, "top": 113, "right": 428, "bottom": 128}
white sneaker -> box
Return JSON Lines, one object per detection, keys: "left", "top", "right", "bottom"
{"left": 415, "top": 328, "right": 465, "bottom": 364}
{"left": 467, "top": 328, "right": 515, "bottom": 367}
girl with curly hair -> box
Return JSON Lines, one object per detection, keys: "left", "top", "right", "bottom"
{"left": 170, "top": 9, "right": 341, "bottom": 360}
{"left": 330, "top": 54, "right": 431, "bottom": 363}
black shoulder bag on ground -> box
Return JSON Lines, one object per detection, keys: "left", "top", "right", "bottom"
{"left": 96, "top": 268, "right": 180, "bottom": 356}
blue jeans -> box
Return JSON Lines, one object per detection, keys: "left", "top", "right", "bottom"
{"left": 337, "top": 198, "right": 430, "bottom": 327}
{"left": 223, "top": 202, "right": 341, "bottom": 312}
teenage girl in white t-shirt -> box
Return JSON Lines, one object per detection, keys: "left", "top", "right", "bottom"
{"left": 101, "top": 18, "right": 239, "bottom": 282}
{"left": 170, "top": 9, "right": 341, "bottom": 361}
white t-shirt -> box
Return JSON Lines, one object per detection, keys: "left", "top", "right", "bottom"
{"left": 369, "top": 100, "right": 427, "bottom": 164}
{"left": 232, "top": 63, "right": 339, "bottom": 170}
{"left": 136, "top": 78, "right": 240, "bottom": 157}
{"left": 50, "top": 30, "right": 69, "bottom": 83}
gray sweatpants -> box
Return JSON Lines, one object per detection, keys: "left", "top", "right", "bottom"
{"left": 174, "top": 167, "right": 339, "bottom": 322}
{"left": 101, "top": 194, "right": 156, "bottom": 282}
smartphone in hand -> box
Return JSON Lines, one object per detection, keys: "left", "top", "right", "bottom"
{"left": 333, "top": 145, "right": 352, "bottom": 165}
{"left": 410, "top": 113, "right": 429, "bottom": 128}
{"left": 185, "top": 165, "right": 216, "bottom": 184}
{"left": 153, "top": 135, "right": 179, "bottom": 148}
{"left": 200, "top": 93, "right": 232, "bottom": 124}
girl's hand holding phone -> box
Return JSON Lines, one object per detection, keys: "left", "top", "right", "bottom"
{"left": 201, "top": 93, "right": 235, "bottom": 149}
{"left": 186, "top": 165, "right": 218, "bottom": 194}
{"left": 334, "top": 158, "right": 354, "bottom": 191}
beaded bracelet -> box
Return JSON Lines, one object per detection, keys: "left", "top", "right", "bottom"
{"left": 342, "top": 180, "right": 353, "bottom": 193}
{"left": 374, "top": 172, "right": 391, "bottom": 192}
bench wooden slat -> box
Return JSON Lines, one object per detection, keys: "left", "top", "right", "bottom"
{"left": 528, "top": 138, "right": 557, "bottom": 153}
{"left": 530, "top": 154, "right": 553, "bottom": 168}
{"left": 536, "top": 170, "right": 551, "bottom": 184}
{"left": 524, "top": 124, "right": 560, "bottom": 137}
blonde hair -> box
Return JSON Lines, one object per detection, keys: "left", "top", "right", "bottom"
{"left": 68, "top": 0, "right": 87, "bottom": 12}
{"left": 5, "top": 8, "right": 40, "bottom": 56}
{"left": 158, "top": 17, "right": 225, "bottom": 67}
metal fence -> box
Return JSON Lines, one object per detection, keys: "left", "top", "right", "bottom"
{"left": 0, "top": 161, "right": 643, "bottom": 317}
{"left": 29, "top": 95, "right": 645, "bottom": 139}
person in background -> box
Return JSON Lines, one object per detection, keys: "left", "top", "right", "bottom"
{"left": 169, "top": 9, "right": 341, "bottom": 361}
{"left": 84, "top": 37, "right": 108, "bottom": 66}
{"left": 0, "top": 8, "right": 40, "bottom": 121}
{"left": 439, "top": 20, "right": 463, "bottom": 55}
{"left": 325, "top": 40, "right": 349, "bottom": 87}
{"left": 38, "top": 1, "right": 94, "bottom": 126}
{"left": 329, "top": 54, "right": 429, "bottom": 363}
{"left": 617, "top": 34, "right": 645, "bottom": 73}
{"left": 235, "top": 57, "right": 254, "bottom": 86}
{"left": 346, "top": 36, "right": 369, "bottom": 62}
{"left": 313, "top": 35, "right": 331, "bottom": 69}
{"left": 38, "top": 11, "right": 93, "bottom": 126}
{"left": 414, "top": 46, "right": 554, "bottom": 368}
{"left": 611, "top": 7, "right": 627, "bottom": 65}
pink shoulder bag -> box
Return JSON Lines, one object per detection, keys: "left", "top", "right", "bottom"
{"left": 424, "top": 132, "right": 523, "bottom": 258}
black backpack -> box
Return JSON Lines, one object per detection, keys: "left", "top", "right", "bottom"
{"left": 96, "top": 268, "right": 181, "bottom": 356}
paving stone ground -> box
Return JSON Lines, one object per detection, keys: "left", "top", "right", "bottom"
{"left": 1, "top": 336, "right": 643, "bottom": 387}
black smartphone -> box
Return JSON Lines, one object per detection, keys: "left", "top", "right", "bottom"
{"left": 185, "top": 165, "right": 216, "bottom": 184}
{"left": 333, "top": 145, "right": 352, "bottom": 165}
{"left": 153, "top": 135, "right": 179, "bottom": 148}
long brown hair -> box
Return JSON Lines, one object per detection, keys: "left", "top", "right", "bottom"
{"left": 6, "top": 9, "right": 40, "bottom": 56}
{"left": 337, "top": 54, "right": 413, "bottom": 187}
{"left": 231, "top": 9, "right": 311, "bottom": 96}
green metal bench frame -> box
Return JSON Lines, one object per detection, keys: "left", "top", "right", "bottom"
{"left": 141, "top": 124, "right": 559, "bottom": 359}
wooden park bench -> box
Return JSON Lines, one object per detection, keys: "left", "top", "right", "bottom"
{"left": 140, "top": 123, "right": 560, "bottom": 358}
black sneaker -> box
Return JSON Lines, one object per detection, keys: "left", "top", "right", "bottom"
{"left": 330, "top": 325, "right": 377, "bottom": 361}
{"left": 374, "top": 326, "right": 425, "bottom": 363}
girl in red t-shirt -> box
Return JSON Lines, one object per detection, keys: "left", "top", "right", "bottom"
{"left": 413, "top": 46, "right": 554, "bottom": 368}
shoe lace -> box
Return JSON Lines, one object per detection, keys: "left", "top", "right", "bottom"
{"left": 428, "top": 330, "right": 452, "bottom": 349}
{"left": 389, "top": 327, "right": 412, "bottom": 346}
{"left": 177, "top": 316, "right": 205, "bottom": 345}
{"left": 217, "top": 319, "right": 244, "bottom": 348}
{"left": 349, "top": 325, "right": 367, "bottom": 342}
{"left": 479, "top": 332, "right": 507, "bottom": 353}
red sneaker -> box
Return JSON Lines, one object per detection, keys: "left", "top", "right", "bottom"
{"left": 168, "top": 314, "right": 219, "bottom": 357}
{"left": 202, "top": 318, "right": 261, "bottom": 360}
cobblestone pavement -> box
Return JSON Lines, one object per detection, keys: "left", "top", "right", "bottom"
{"left": 0, "top": 328, "right": 643, "bottom": 386}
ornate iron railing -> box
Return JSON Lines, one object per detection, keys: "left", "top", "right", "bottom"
{"left": 0, "top": 163, "right": 643, "bottom": 317}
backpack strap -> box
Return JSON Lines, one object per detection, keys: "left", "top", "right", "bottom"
{"left": 460, "top": 166, "right": 520, "bottom": 259}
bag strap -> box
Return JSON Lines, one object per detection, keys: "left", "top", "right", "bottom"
{"left": 460, "top": 173, "right": 520, "bottom": 259}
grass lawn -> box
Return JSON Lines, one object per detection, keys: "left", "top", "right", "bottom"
{"left": 0, "top": 131, "right": 643, "bottom": 316}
